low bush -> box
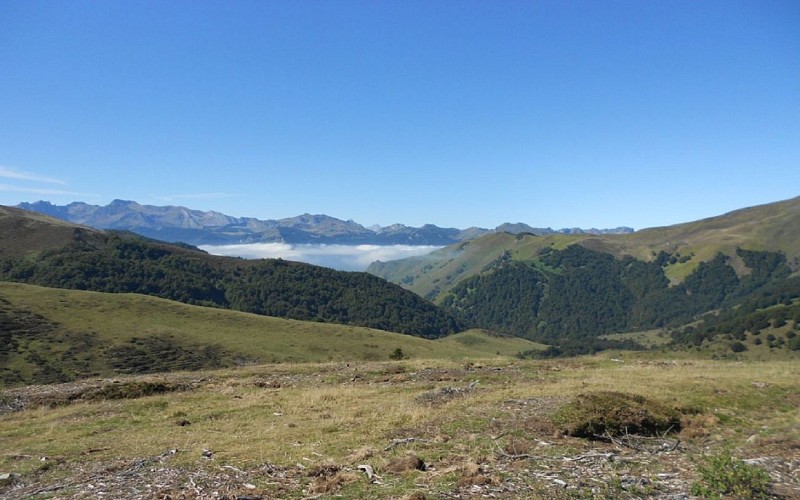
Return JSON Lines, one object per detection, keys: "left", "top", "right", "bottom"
{"left": 554, "top": 391, "right": 681, "bottom": 438}
{"left": 690, "top": 450, "right": 771, "bottom": 498}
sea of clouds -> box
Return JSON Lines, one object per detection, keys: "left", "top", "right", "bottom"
{"left": 199, "top": 243, "right": 442, "bottom": 271}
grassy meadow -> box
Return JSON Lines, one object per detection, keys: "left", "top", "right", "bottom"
{"left": 1, "top": 282, "right": 799, "bottom": 498}
{"left": 0, "top": 282, "right": 544, "bottom": 386}
{"left": 1, "top": 356, "right": 798, "bottom": 498}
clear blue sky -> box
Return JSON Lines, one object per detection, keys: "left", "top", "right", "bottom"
{"left": 1, "top": 1, "right": 798, "bottom": 230}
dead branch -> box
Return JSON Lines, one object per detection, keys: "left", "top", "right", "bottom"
{"left": 593, "top": 430, "right": 681, "bottom": 454}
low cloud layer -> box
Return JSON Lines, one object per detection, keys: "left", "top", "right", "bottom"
{"left": 199, "top": 243, "right": 441, "bottom": 271}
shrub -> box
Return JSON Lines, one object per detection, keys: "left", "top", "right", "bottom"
{"left": 554, "top": 391, "right": 681, "bottom": 438}
{"left": 730, "top": 341, "right": 747, "bottom": 353}
{"left": 690, "top": 450, "right": 771, "bottom": 499}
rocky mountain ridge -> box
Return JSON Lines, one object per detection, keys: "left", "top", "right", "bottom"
{"left": 17, "top": 200, "right": 634, "bottom": 247}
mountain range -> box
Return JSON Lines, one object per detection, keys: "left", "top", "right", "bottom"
{"left": 16, "top": 200, "right": 634, "bottom": 246}
{"left": 3, "top": 196, "right": 798, "bottom": 367}
{"left": 0, "top": 205, "right": 460, "bottom": 340}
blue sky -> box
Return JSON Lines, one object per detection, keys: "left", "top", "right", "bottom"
{"left": 1, "top": 1, "right": 798, "bottom": 231}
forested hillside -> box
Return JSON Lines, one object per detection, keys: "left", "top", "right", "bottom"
{"left": 0, "top": 210, "right": 460, "bottom": 338}
{"left": 441, "top": 244, "right": 799, "bottom": 353}
{"left": 369, "top": 196, "right": 800, "bottom": 300}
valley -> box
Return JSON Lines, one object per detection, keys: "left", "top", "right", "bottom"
{"left": 1, "top": 197, "right": 799, "bottom": 498}
{"left": 4, "top": 2, "right": 799, "bottom": 497}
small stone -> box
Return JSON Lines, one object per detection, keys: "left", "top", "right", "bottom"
{"left": 553, "top": 479, "right": 567, "bottom": 488}
{"left": 0, "top": 473, "right": 19, "bottom": 486}
{"left": 357, "top": 464, "right": 376, "bottom": 479}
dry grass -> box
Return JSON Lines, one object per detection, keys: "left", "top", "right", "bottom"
{"left": 1, "top": 356, "right": 798, "bottom": 498}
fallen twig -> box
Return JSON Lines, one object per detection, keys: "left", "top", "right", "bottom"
{"left": 593, "top": 430, "right": 681, "bottom": 454}
{"left": 562, "top": 452, "right": 616, "bottom": 462}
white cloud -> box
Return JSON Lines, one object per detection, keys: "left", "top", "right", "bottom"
{"left": 0, "top": 183, "right": 89, "bottom": 197}
{"left": 0, "top": 166, "right": 66, "bottom": 185}
{"left": 199, "top": 243, "right": 441, "bottom": 271}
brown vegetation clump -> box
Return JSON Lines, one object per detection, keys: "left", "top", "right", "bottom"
{"left": 385, "top": 454, "right": 426, "bottom": 474}
{"left": 503, "top": 437, "right": 532, "bottom": 456}
{"left": 346, "top": 445, "right": 375, "bottom": 463}
{"left": 680, "top": 413, "right": 721, "bottom": 439}
{"left": 456, "top": 461, "right": 498, "bottom": 487}
{"left": 309, "top": 471, "right": 362, "bottom": 494}
{"left": 400, "top": 492, "right": 427, "bottom": 500}
{"left": 555, "top": 391, "right": 682, "bottom": 438}
{"left": 84, "top": 380, "right": 191, "bottom": 401}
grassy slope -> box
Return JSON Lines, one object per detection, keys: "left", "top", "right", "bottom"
{"left": 370, "top": 196, "right": 800, "bottom": 300}
{"left": 0, "top": 206, "right": 100, "bottom": 258}
{"left": 1, "top": 357, "right": 797, "bottom": 498}
{"left": 0, "top": 282, "right": 543, "bottom": 386}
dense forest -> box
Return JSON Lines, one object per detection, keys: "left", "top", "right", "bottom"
{"left": 441, "top": 244, "right": 798, "bottom": 351}
{"left": 0, "top": 234, "right": 461, "bottom": 338}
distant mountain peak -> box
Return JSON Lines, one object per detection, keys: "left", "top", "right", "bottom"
{"left": 15, "top": 199, "right": 634, "bottom": 247}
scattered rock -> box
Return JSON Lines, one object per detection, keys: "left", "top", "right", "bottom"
{"left": 0, "top": 473, "right": 19, "bottom": 486}
{"left": 357, "top": 464, "right": 377, "bottom": 480}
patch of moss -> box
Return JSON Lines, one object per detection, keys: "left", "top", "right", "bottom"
{"left": 554, "top": 391, "right": 681, "bottom": 438}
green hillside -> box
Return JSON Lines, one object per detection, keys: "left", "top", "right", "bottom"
{"left": 0, "top": 206, "right": 105, "bottom": 258}
{"left": 368, "top": 197, "right": 800, "bottom": 354}
{"left": 368, "top": 232, "right": 586, "bottom": 301}
{"left": 0, "top": 282, "right": 543, "bottom": 387}
{"left": 368, "top": 196, "right": 800, "bottom": 301}
{"left": 0, "top": 207, "right": 460, "bottom": 338}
